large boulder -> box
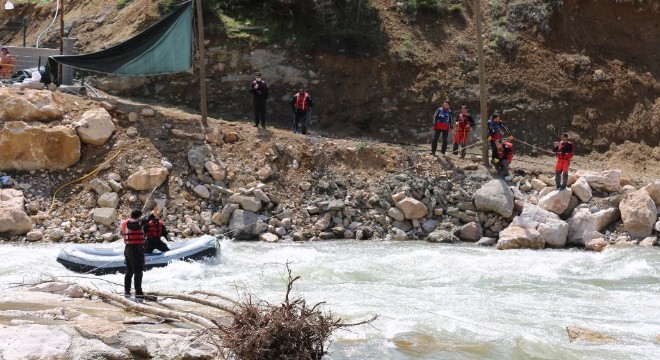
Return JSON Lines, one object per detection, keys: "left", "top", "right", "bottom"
{"left": 425, "top": 230, "right": 460, "bottom": 243}
{"left": 457, "top": 222, "right": 482, "bottom": 242}
{"left": 570, "top": 177, "right": 593, "bottom": 203}
{"left": 75, "top": 108, "right": 115, "bottom": 145}
{"left": 619, "top": 190, "right": 657, "bottom": 239}
{"left": 0, "top": 122, "right": 80, "bottom": 170}
{"left": 92, "top": 208, "right": 118, "bottom": 226}
{"left": 0, "top": 88, "right": 63, "bottom": 122}
{"left": 538, "top": 189, "right": 573, "bottom": 214}
{"left": 567, "top": 208, "right": 595, "bottom": 245}
{"left": 229, "top": 209, "right": 262, "bottom": 240}
{"left": 474, "top": 179, "right": 514, "bottom": 217}
{"left": 496, "top": 227, "right": 544, "bottom": 250}
{"left": 97, "top": 192, "right": 119, "bottom": 208}
{"left": 575, "top": 169, "right": 622, "bottom": 192}
{"left": 187, "top": 146, "right": 208, "bottom": 174}
{"left": 395, "top": 197, "right": 428, "bottom": 219}
{"left": 642, "top": 180, "right": 660, "bottom": 205}
{"left": 126, "top": 167, "right": 168, "bottom": 190}
{"left": 0, "top": 189, "right": 31, "bottom": 235}
{"left": 593, "top": 208, "right": 620, "bottom": 232}
{"left": 509, "top": 204, "right": 568, "bottom": 248}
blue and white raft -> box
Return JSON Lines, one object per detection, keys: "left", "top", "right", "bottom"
{"left": 56, "top": 235, "right": 219, "bottom": 275}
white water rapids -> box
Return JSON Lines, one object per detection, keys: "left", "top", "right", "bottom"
{"left": 1, "top": 240, "right": 658, "bottom": 359}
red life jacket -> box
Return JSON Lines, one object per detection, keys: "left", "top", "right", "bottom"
{"left": 295, "top": 93, "right": 310, "bottom": 111}
{"left": 456, "top": 113, "right": 472, "bottom": 132}
{"left": 145, "top": 219, "right": 163, "bottom": 239}
{"left": 122, "top": 219, "right": 144, "bottom": 245}
{"left": 556, "top": 141, "right": 574, "bottom": 160}
{"left": 497, "top": 142, "right": 514, "bottom": 162}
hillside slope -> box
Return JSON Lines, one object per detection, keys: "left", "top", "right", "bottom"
{"left": 1, "top": 0, "right": 658, "bottom": 154}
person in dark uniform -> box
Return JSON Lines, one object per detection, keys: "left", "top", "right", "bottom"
{"left": 122, "top": 209, "right": 146, "bottom": 299}
{"left": 143, "top": 208, "right": 170, "bottom": 254}
{"left": 250, "top": 72, "right": 269, "bottom": 128}
{"left": 431, "top": 100, "right": 453, "bottom": 156}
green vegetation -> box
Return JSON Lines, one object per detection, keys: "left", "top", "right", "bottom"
{"left": 356, "top": 142, "right": 368, "bottom": 151}
{"left": 116, "top": 0, "right": 131, "bottom": 8}
{"left": 400, "top": 0, "right": 464, "bottom": 14}
{"left": 488, "top": 0, "right": 562, "bottom": 52}
{"left": 179, "top": 0, "right": 384, "bottom": 55}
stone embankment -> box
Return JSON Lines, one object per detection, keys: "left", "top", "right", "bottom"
{"left": 0, "top": 87, "right": 658, "bottom": 251}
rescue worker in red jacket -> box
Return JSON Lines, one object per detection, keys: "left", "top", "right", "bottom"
{"left": 290, "top": 89, "right": 313, "bottom": 134}
{"left": 487, "top": 112, "right": 512, "bottom": 163}
{"left": 492, "top": 139, "right": 514, "bottom": 179}
{"left": 431, "top": 100, "right": 453, "bottom": 156}
{"left": 143, "top": 208, "right": 170, "bottom": 254}
{"left": 122, "top": 209, "right": 146, "bottom": 299}
{"left": 553, "top": 133, "right": 574, "bottom": 190}
{"left": 452, "top": 105, "right": 475, "bottom": 158}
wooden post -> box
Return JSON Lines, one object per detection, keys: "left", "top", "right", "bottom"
{"left": 474, "top": 0, "right": 489, "bottom": 166}
{"left": 195, "top": 0, "right": 209, "bottom": 129}
{"left": 58, "top": 0, "right": 64, "bottom": 82}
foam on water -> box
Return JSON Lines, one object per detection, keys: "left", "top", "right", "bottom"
{"left": 1, "top": 240, "right": 658, "bottom": 359}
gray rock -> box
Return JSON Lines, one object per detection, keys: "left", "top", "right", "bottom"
{"left": 97, "top": 192, "right": 119, "bottom": 208}
{"left": 253, "top": 189, "right": 270, "bottom": 203}
{"left": 229, "top": 209, "right": 260, "bottom": 240}
{"left": 619, "top": 190, "right": 657, "bottom": 239}
{"left": 193, "top": 184, "right": 210, "bottom": 199}
{"left": 319, "top": 200, "right": 345, "bottom": 211}
{"left": 425, "top": 230, "right": 460, "bottom": 243}
{"left": 421, "top": 219, "right": 437, "bottom": 233}
{"left": 187, "top": 146, "right": 208, "bottom": 174}
{"left": 395, "top": 197, "right": 428, "bottom": 219}
{"left": 26, "top": 230, "right": 43, "bottom": 241}
{"left": 387, "top": 207, "right": 405, "bottom": 222}
{"left": 259, "top": 233, "right": 279, "bottom": 242}
{"left": 476, "top": 237, "right": 496, "bottom": 246}
{"left": 571, "top": 177, "right": 593, "bottom": 203}
{"left": 314, "top": 213, "right": 332, "bottom": 231}
{"left": 496, "top": 226, "right": 544, "bottom": 250}
{"left": 239, "top": 196, "right": 261, "bottom": 212}
{"left": 392, "top": 220, "right": 412, "bottom": 232}
{"left": 640, "top": 236, "right": 657, "bottom": 247}
{"left": 568, "top": 208, "right": 595, "bottom": 245}
{"left": 106, "top": 179, "right": 123, "bottom": 193}
{"left": 392, "top": 229, "right": 409, "bottom": 241}
{"left": 538, "top": 189, "right": 573, "bottom": 214}
{"left": 474, "top": 180, "right": 514, "bottom": 218}
{"left": 457, "top": 222, "right": 482, "bottom": 242}
{"left": 89, "top": 179, "right": 112, "bottom": 195}
{"left": 92, "top": 208, "right": 117, "bottom": 226}
{"left": 593, "top": 208, "right": 620, "bottom": 232}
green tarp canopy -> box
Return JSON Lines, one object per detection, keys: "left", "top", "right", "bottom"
{"left": 48, "top": 0, "right": 193, "bottom": 83}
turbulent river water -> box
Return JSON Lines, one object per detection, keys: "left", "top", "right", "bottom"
{"left": 1, "top": 240, "right": 659, "bottom": 359}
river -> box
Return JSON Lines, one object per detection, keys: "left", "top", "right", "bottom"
{"left": 1, "top": 240, "right": 659, "bottom": 359}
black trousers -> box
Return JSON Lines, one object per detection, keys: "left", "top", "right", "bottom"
{"left": 124, "top": 244, "right": 145, "bottom": 296}
{"left": 431, "top": 129, "right": 449, "bottom": 155}
{"left": 144, "top": 237, "right": 169, "bottom": 253}
{"left": 254, "top": 98, "right": 267, "bottom": 126}
{"left": 490, "top": 140, "right": 498, "bottom": 159}
{"left": 293, "top": 110, "right": 309, "bottom": 134}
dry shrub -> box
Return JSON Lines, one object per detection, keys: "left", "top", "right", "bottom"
{"left": 217, "top": 267, "right": 377, "bottom": 360}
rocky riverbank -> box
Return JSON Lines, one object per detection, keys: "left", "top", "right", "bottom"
{"left": 0, "top": 87, "right": 659, "bottom": 250}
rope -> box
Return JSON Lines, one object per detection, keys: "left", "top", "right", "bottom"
{"left": 48, "top": 150, "right": 122, "bottom": 214}
{"left": 512, "top": 137, "right": 555, "bottom": 156}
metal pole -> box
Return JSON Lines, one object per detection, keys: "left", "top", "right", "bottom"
{"left": 195, "top": 0, "right": 209, "bottom": 129}
{"left": 474, "top": 0, "right": 489, "bottom": 166}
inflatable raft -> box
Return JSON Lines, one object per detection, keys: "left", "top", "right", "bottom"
{"left": 56, "top": 235, "right": 219, "bottom": 275}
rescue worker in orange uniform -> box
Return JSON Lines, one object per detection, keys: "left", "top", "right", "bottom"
{"left": 452, "top": 105, "right": 475, "bottom": 158}
{"left": 290, "top": 89, "right": 313, "bottom": 134}
{"left": 122, "top": 209, "right": 146, "bottom": 299}
{"left": 553, "top": 133, "right": 574, "bottom": 190}
{"left": 143, "top": 208, "right": 170, "bottom": 254}
{"left": 492, "top": 139, "right": 514, "bottom": 179}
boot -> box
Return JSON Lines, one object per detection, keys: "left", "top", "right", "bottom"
{"left": 452, "top": 143, "right": 459, "bottom": 156}
{"left": 555, "top": 171, "right": 562, "bottom": 190}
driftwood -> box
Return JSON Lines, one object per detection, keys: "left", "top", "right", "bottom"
{"left": 190, "top": 290, "right": 240, "bottom": 305}
{"left": 148, "top": 291, "right": 237, "bottom": 316}
{"left": 74, "top": 283, "right": 217, "bottom": 328}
